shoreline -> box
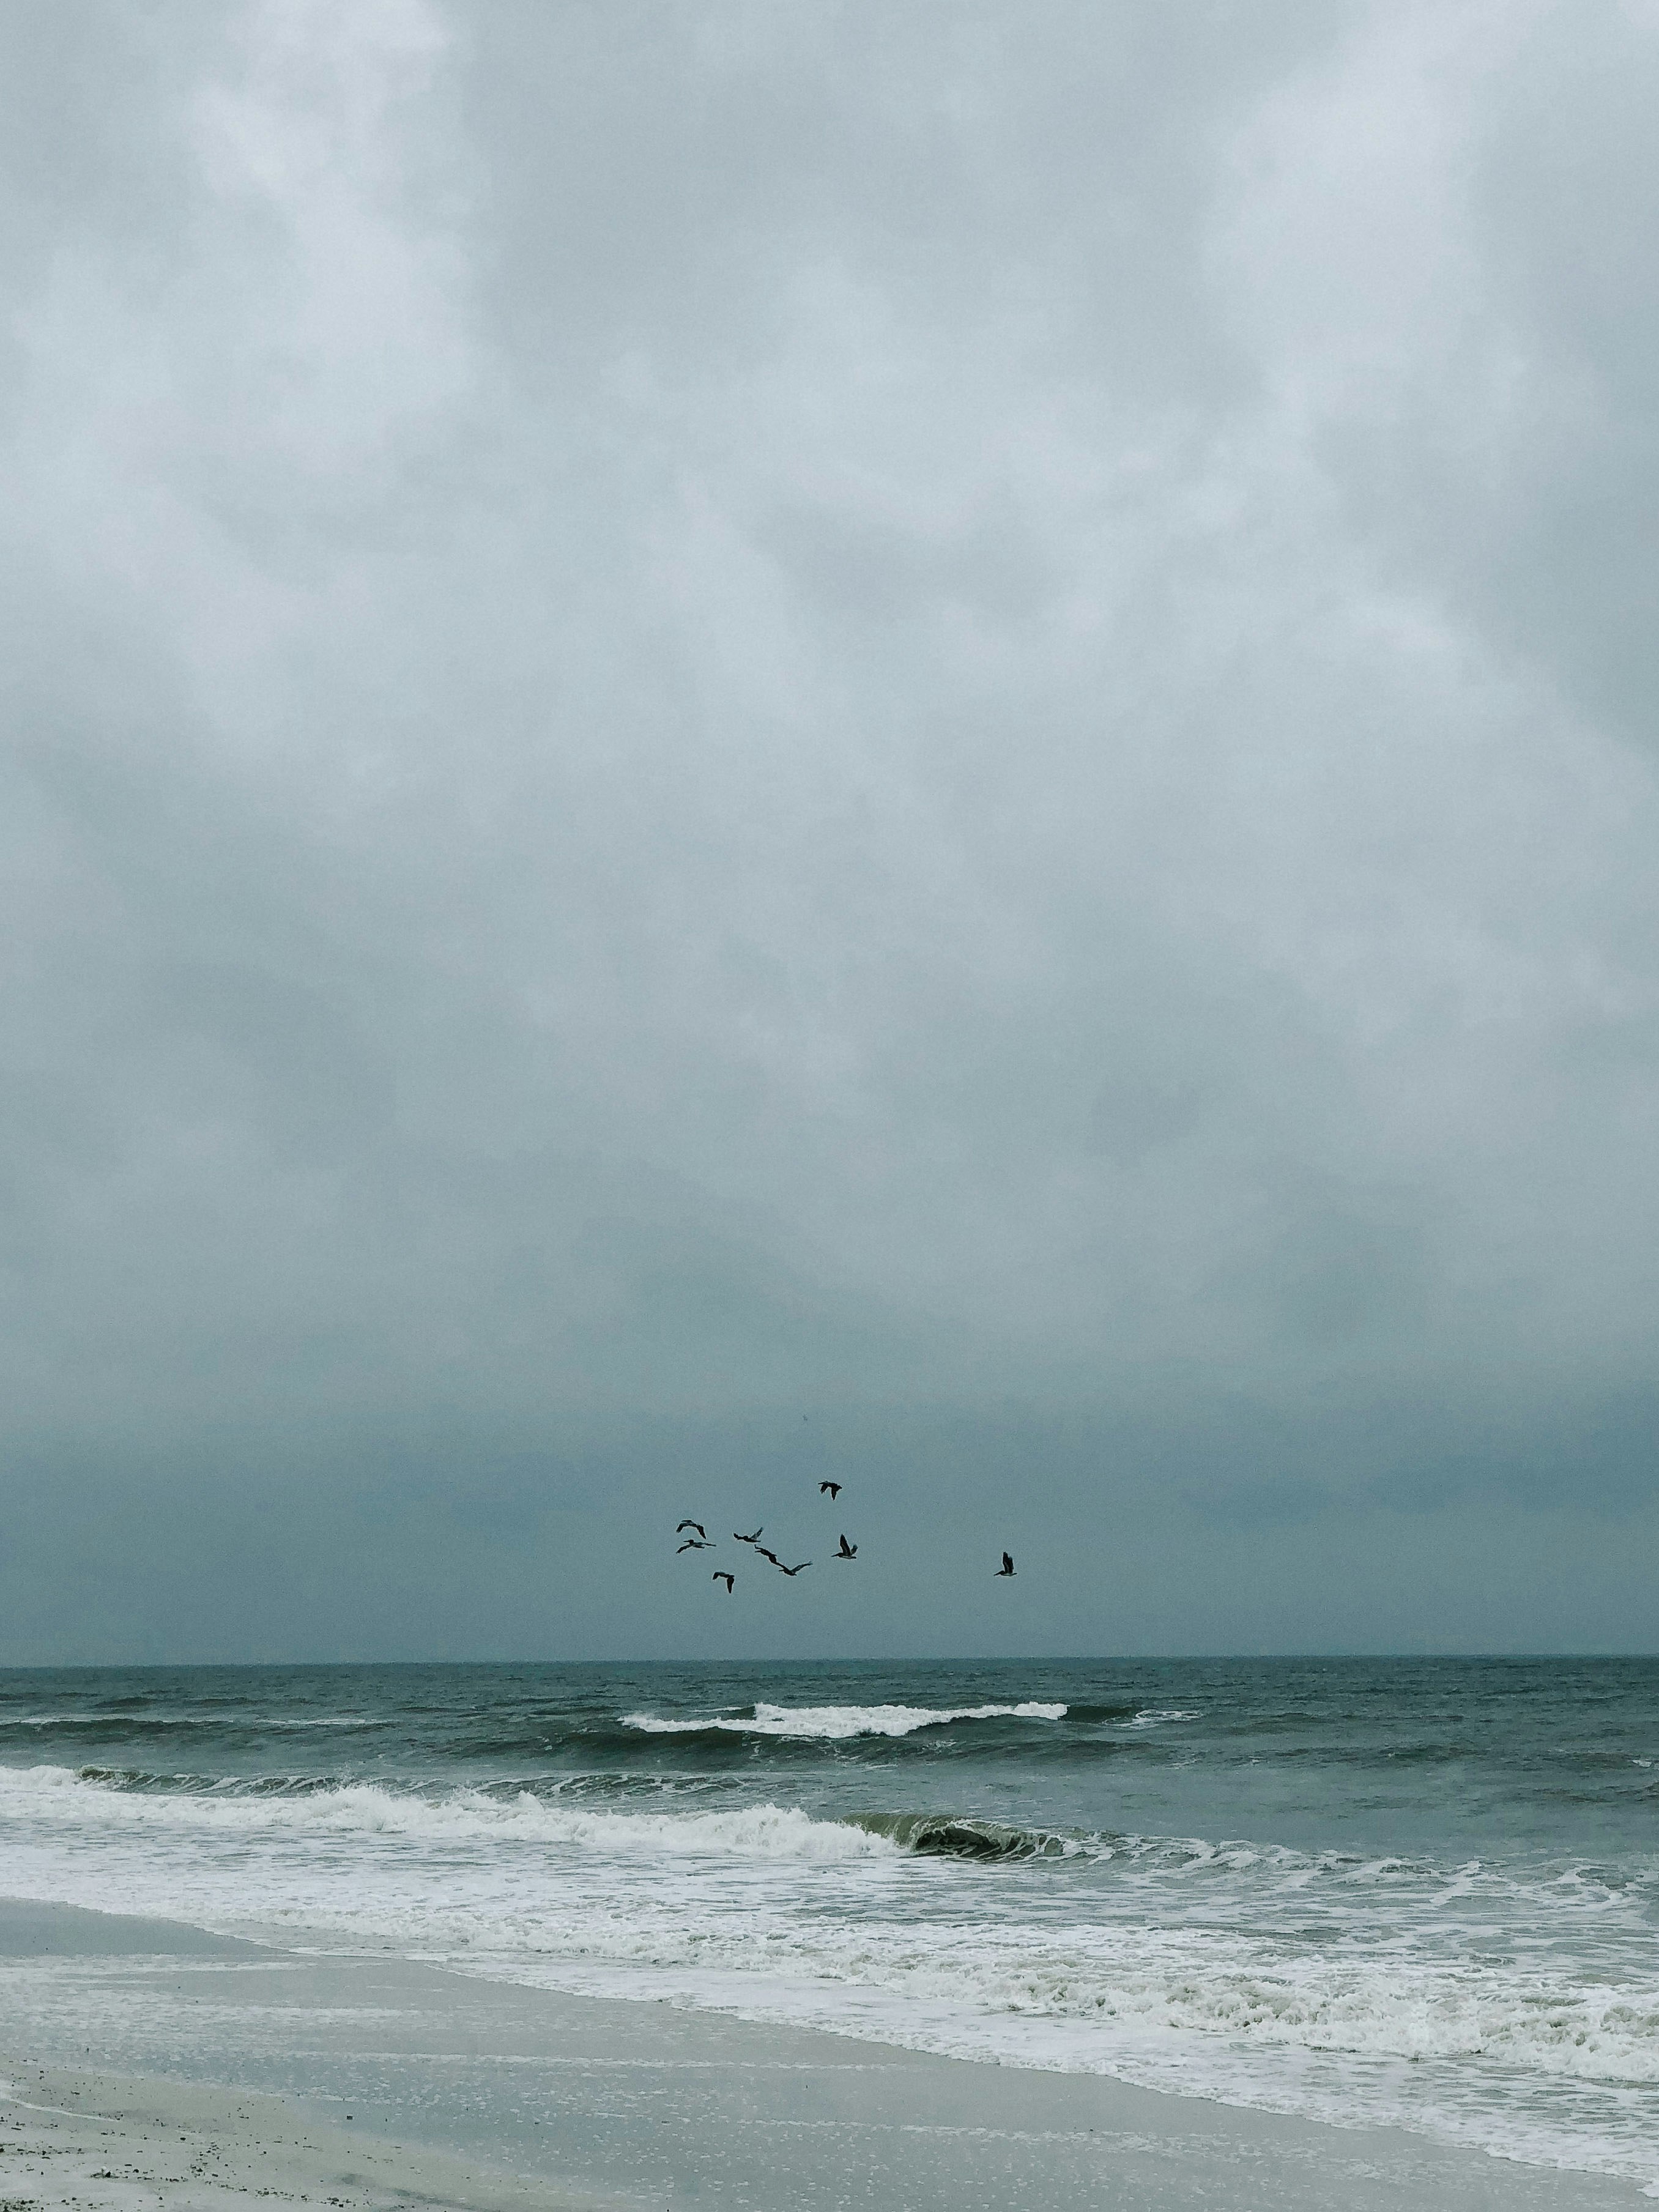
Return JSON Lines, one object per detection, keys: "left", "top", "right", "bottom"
{"left": 2, "top": 1895, "right": 1650, "bottom": 2210}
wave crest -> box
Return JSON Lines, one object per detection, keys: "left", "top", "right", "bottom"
{"left": 622, "top": 1701, "right": 1067, "bottom": 1740}
{"left": 0, "top": 1765, "right": 892, "bottom": 1860}
{"left": 843, "top": 1812, "right": 1081, "bottom": 1859}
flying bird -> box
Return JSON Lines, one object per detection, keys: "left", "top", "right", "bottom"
{"left": 819, "top": 1481, "right": 841, "bottom": 1499}
{"left": 678, "top": 1537, "right": 713, "bottom": 1553}
{"left": 778, "top": 1560, "right": 812, "bottom": 1576}
{"left": 713, "top": 1572, "right": 735, "bottom": 1594}
{"left": 734, "top": 1527, "right": 763, "bottom": 1545}
{"left": 676, "top": 1521, "right": 706, "bottom": 1539}
{"left": 753, "top": 1545, "right": 782, "bottom": 1567}
{"left": 996, "top": 1551, "right": 1015, "bottom": 1577}
{"left": 836, "top": 1534, "right": 856, "bottom": 1559}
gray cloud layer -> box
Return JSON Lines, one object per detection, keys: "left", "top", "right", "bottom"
{"left": 2, "top": 0, "right": 1657, "bottom": 1658}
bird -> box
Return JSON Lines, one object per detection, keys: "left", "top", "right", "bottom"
{"left": 713, "top": 1572, "right": 735, "bottom": 1594}
{"left": 734, "top": 1527, "right": 763, "bottom": 1545}
{"left": 836, "top": 1534, "right": 856, "bottom": 1560}
{"left": 678, "top": 1537, "right": 713, "bottom": 1553}
{"left": 819, "top": 1481, "right": 841, "bottom": 1499}
{"left": 778, "top": 1560, "right": 811, "bottom": 1576}
{"left": 996, "top": 1551, "right": 1015, "bottom": 1577}
{"left": 753, "top": 1545, "right": 782, "bottom": 1567}
{"left": 676, "top": 1520, "right": 706, "bottom": 1539}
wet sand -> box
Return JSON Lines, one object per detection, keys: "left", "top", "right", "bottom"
{"left": 1, "top": 1897, "right": 1646, "bottom": 2210}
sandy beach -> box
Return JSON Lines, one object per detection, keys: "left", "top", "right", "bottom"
{"left": 1, "top": 1896, "right": 1647, "bottom": 2211}
{"left": 0, "top": 2062, "right": 615, "bottom": 2212}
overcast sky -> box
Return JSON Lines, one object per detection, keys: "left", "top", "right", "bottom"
{"left": 3, "top": 0, "right": 1657, "bottom": 1662}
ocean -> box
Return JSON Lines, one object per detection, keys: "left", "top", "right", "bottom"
{"left": 0, "top": 1657, "right": 1653, "bottom": 2192}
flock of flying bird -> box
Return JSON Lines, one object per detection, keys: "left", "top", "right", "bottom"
{"left": 675, "top": 1480, "right": 1015, "bottom": 1595}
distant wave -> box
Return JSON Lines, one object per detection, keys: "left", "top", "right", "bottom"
{"left": 0, "top": 1713, "right": 384, "bottom": 1731}
{"left": 622, "top": 1701, "right": 1068, "bottom": 1739}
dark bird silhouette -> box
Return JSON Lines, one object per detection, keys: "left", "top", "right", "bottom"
{"left": 753, "top": 1545, "right": 782, "bottom": 1567}
{"left": 735, "top": 1527, "right": 763, "bottom": 1545}
{"left": 836, "top": 1534, "right": 856, "bottom": 1559}
{"left": 819, "top": 1481, "right": 841, "bottom": 1499}
{"left": 996, "top": 1551, "right": 1015, "bottom": 1577}
{"left": 678, "top": 1537, "right": 713, "bottom": 1553}
{"left": 778, "top": 1560, "right": 812, "bottom": 1576}
{"left": 713, "top": 1572, "right": 735, "bottom": 1594}
{"left": 676, "top": 1520, "right": 706, "bottom": 1538}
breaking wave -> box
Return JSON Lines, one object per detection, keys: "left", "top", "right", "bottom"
{"left": 842, "top": 1811, "right": 1082, "bottom": 1858}
{"left": 0, "top": 1765, "right": 892, "bottom": 1860}
{"left": 622, "top": 1701, "right": 1068, "bottom": 1739}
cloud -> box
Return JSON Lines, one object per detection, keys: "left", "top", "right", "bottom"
{"left": 0, "top": 0, "right": 1655, "bottom": 1654}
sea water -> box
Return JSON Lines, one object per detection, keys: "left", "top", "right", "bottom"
{"left": 0, "top": 1658, "right": 1653, "bottom": 2189}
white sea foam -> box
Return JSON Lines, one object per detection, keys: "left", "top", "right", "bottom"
{"left": 470, "top": 1913, "right": 1659, "bottom": 2085}
{"left": 0, "top": 1765, "right": 891, "bottom": 1858}
{"left": 622, "top": 1701, "right": 1068, "bottom": 1738}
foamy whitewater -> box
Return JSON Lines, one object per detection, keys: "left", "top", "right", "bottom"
{"left": 1, "top": 1658, "right": 1654, "bottom": 2190}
